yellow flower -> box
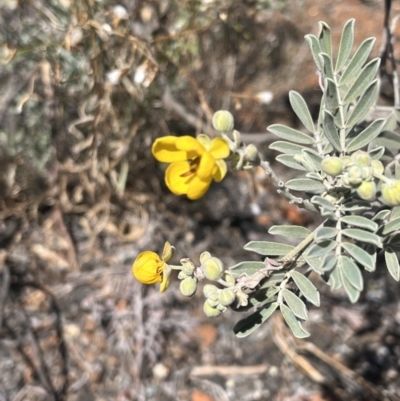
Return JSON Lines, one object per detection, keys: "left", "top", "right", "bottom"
{"left": 132, "top": 242, "right": 174, "bottom": 292}
{"left": 152, "top": 134, "right": 230, "bottom": 200}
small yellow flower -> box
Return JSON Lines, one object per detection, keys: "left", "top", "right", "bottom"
{"left": 132, "top": 242, "right": 174, "bottom": 292}
{"left": 152, "top": 134, "right": 230, "bottom": 200}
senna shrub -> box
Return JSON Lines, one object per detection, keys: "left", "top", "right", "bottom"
{"left": 133, "top": 19, "right": 400, "bottom": 338}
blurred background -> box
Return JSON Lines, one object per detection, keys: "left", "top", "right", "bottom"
{"left": 1, "top": 1, "right": 400, "bottom": 400}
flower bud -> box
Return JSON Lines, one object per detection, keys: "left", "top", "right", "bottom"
{"left": 371, "top": 160, "right": 384, "bottom": 176}
{"left": 341, "top": 156, "right": 354, "bottom": 168}
{"left": 381, "top": 180, "right": 400, "bottom": 206}
{"left": 203, "top": 299, "right": 222, "bottom": 317}
{"left": 361, "top": 167, "right": 373, "bottom": 181}
{"left": 357, "top": 181, "right": 376, "bottom": 201}
{"left": 224, "top": 271, "right": 236, "bottom": 287}
{"left": 180, "top": 258, "right": 195, "bottom": 276}
{"left": 203, "top": 284, "right": 220, "bottom": 301}
{"left": 347, "top": 165, "right": 363, "bottom": 185}
{"left": 202, "top": 256, "right": 224, "bottom": 281}
{"left": 212, "top": 110, "right": 234, "bottom": 132}
{"left": 321, "top": 156, "right": 343, "bottom": 177}
{"left": 351, "top": 150, "right": 371, "bottom": 167}
{"left": 180, "top": 277, "right": 197, "bottom": 297}
{"left": 218, "top": 288, "right": 236, "bottom": 306}
{"left": 244, "top": 144, "right": 260, "bottom": 164}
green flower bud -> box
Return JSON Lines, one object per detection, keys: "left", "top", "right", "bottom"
{"left": 178, "top": 271, "right": 189, "bottom": 280}
{"left": 341, "top": 156, "right": 354, "bottom": 168}
{"left": 351, "top": 150, "right": 371, "bottom": 167}
{"left": 224, "top": 271, "right": 236, "bottom": 287}
{"left": 347, "top": 165, "right": 363, "bottom": 186}
{"left": 212, "top": 110, "right": 234, "bottom": 132}
{"left": 206, "top": 298, "right": 220, "bottom": 308}
{"left": 203, "top": 284, "right": 220, "bottom": 301}
{"left": 321, "top": 156, "right": 344, "bottom": 176}
{"left": 202, "top": 256, "right": 224, "bottom": 281}
{"left": 381, "top": 180, "right": 400, "bottom": 206}
{"left": 218, "top": 288, "right": 236, "bottom": 306}
{"left": 180, "top": 258, "right": 195, "bottom": 276}
{"left": 371, "top": 160, "right": 384, "bottom": 176}
{"left": 203, "top": 299, "right": 222, "bottom": 317}
{"left": 341, "top": 174, "right": 350, "bottom": 187}
{"left": 180, "top": 277, "right": 197, "bottom": 297}
{"left": 357, "top": 181, "right": 376, "bottom": 201}
{"left": 361, "top": 167, "right": 373, "bottom": 181}
{"left": 243, "top": 144, "right": 260, "bottom": 164}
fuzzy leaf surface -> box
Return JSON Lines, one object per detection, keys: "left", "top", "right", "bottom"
{"left": 291, "top": 270, "right": 320, "bottom": 306}
{"left": 267, "top": 124, "right": 315, "bottom": 144}
{"left": 244, "top": 241, "right": 294, "bottom": 256}
{"left": 339, "top": 255, "right": 363, "bottom": 291}
{"left": 289, "top": 91, "right": 315, "bottom": 133}
{"left": 335, "top": 19, "right": 355, "bottom": 72}
{"left": 268, "top": 225, "right": 311, "bottom": 239}
{"left": 385, "top": 247, "right": 400, "bottom": 281}
{"left": 280, "top": 304, "right": 310, "bottom": 338}
{"left": 276, "top": 154, "right": 308, "bottom": 171}
{"left": 339, "top": 37, "right": 376, "bottom": 85}
{"left": 285, "top": 178, "right": 326, "bottom": 193}
{"left": 342, "top": 229, "right": 381, "bottom": 246}
{"left": 282, "top": 289, "right": 308, "bottom": 320}
{"left": 346, "top": 118, "right": 385, "bottom": 152}
{"left": 323, "top": 111, "right": 341, "bottom": 151}
{"left": 342, "top": 242, "right": 375, "bottom": 272}
{"left": 341, "top": 215, "right": 378, "bottom": 232}
{"left": 269, "top": 141, "right": 305, "bottom": 155}
{"left": 229, "top": 261, "right": 266, "bottom": 276}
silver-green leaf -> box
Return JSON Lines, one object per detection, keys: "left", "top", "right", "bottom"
{"left": 319, "top": 53, "right": 334, "bottom": 80}
{"left": 345, "top": 80, "right": 379, "bottom": 128}
{"left": 280, "top": 303, "right": 310, "bottom": 338}
{"left": 305, "top": 34, "right": 322, "bottom": 71}
{"left": 282, "top": 289, "right": 308, "bottom": 320}
{"left": 315, "top": 227, "right": 337, "bottom": 242}
{"left": 339, "top": 266, "right": 361, "bottom": 303}
{"left": 291, "top": 270, "right": 320, "bottom": 306}
{"left": 335, "top": 19, "right": 355, "bottom": 73}
{"left": 385, "top": 247, "right": 400, "bottom": 281}
{"left": 338, "top": 255, "right": 363, "bottom": 291}
{"left": 267, "top": 124, "right": 315, "bottom": 144}
{"left": 306, "top": 240, "right": 337, "bottom": 257}
{"left": 269, "top": 141, "right": 305, "bottom": 155}
{"left": 341, "top": 215, "right": 378, "bottom": 232}
{"left": 323, "top": 110, "right": 341, "bottom": 151}
{"left": 276, "top": 154, "right": 308, "bottom": 171}
{"left": 318, "top": 21, "right": 332, "bottom": 58}
{"left": 382, "top": 217, "right": 400, "bottom": 236}
{"left": 268, "top": 225, "right": 311, "bottom": 239}
{"left": 234, "top": 302, "right": 279, "bottom": 338}
{"left": 289, "top": 91, "right": 315, "bottom": 134}
{"left": 346, "top": 118, "right": 385, "bottom": 152}
{"left": 339, "top": 37, "right": 376, "bottom": 85}
{"left": 342, "top": 242, "right": 375, "bottom": 272}
{"left": 229, "top": 261, "right": 266, "bottom": 276}
{"left": 342, "top": 229, "right": 381, "bottom": 246}
{"left": 244, "top": 241, "right": 294, "bottom": 256}
{"left": 342, "top": 58, "right": 380, "bottom": 104}
{"left": 304, "top": 254, "right": 324, "bottom": 274}
{"left": 285, "top": 178, "right": 326, "bottom": 193}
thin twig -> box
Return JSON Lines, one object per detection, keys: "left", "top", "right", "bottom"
{"left": 0, "top": 264, "right": 10, "bottom": 330}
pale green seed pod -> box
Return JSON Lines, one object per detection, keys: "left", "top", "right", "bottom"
{"left": 212, "top": 110, "right": 234, "bottom": 132}
{"left": 203, "top": 299, "right": 222, "bottom": 317}
{"left": 321, "top": 156, "right": 344, "bottom": 177}
{"left": 181, "top": 259, "right": 195, "bottom": 276}
{"left": 357, "top": 181, "right": 377, "bottom": 201}
{"left": 351, "top": 150, "right": 371, "bottom": 167}
{"left": 202, "top": 256, "right": 224, "bottom": 281}
{"left": 180, "top": 277, "right": 197, "bottom": 297}
{"left": 347, "top": 165, "right": 363, "bottom": 186}
{"left": 218, "top": 288, "right": 236, "bottom": 306}
{"left": 203, "top": 284, "right": 220, "bottom": 301}
{"left": 381, "top": 180, "right": 400, "bottom": 206}
{"left": 371, "top": 160, "right": 384, "bottom": 176}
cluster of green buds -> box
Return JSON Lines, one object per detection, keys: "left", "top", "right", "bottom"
{"left": 176, "top": 250, "right": 250, "bottom": 317}
{"left": 321, "top": 150, "right": 384, "bottom": 201}
{"left": 212, "top": 110, "right": 261, "bottom": 170}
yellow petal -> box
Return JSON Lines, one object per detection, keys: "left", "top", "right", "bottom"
{"left": 175, "top": 136, "right": 204, "bottom": 155}
{"left": 196, "top": 134, "right": 211, "bottom": 150}
{"left": 213, "top": 159, "right": 227, "bottom": 182}
{"left": 187, "top": 175, "right": 211, "bottom": 200}
{"left": 209, "top": 138, "right": 230, "bottom": 160}
{"left": 165, "top": 161, "right": 192, "bottom": 195}
{"left": 132, "top": 251, "right": 163, "bottom": 284}
{"left": 162, "top": 241, "right": 174, "bottom": 262}
{"left": 152, "top": 136, "right": 196, "bottom": 163}
{"left": 197, "top": 151, "right": 215, "bottom": 180}
{"left": 160, "top": 263, "right": 171, "bottom": 293}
